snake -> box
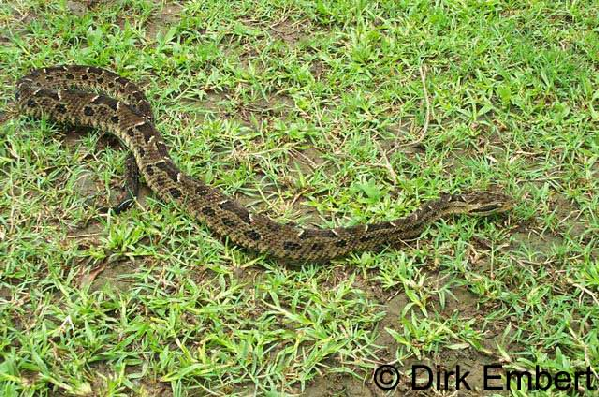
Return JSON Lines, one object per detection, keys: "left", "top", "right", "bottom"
{"left": 11, "top": 65, "right": 513, "bottom": 261}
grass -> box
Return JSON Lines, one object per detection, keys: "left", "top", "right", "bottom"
{"left": 0, "top": 0, "right": 598, "bottom": 395}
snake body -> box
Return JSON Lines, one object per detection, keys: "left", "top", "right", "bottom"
{"left": 14, "top": 65, "right": 512, "bottom": 261}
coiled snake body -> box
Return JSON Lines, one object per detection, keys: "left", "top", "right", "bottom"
{"left": 13, "top": 65, "right": 512, "bottom": 261}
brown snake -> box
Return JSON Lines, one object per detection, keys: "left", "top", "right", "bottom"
{"left": 11, "top": 65, "right": 512, "bottom": 261}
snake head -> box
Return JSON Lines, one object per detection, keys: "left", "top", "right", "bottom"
{"left": 446, "top": 191, "right": 514, "bottom": 216}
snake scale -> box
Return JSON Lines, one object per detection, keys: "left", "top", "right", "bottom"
{"left": 13, "top": 65, "right": 512, "bottom": 261}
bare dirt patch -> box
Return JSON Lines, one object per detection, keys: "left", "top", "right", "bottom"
{"left": 303, "top": 372, "right": 377, "bottom": 396}
{"left": 268, "top": 18, "right": 313, "bottom": 46}
{"left": 145, "top": 2, "right": 184, "bottom": 40}
{"left": 287, "top": 147, "right": 327, "bottom": 175}
{"left": 86, "top": 259, "right": 137, "bottom": 293}
{"left": 66, "top": 1, "right": 87, "bottom": 16}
